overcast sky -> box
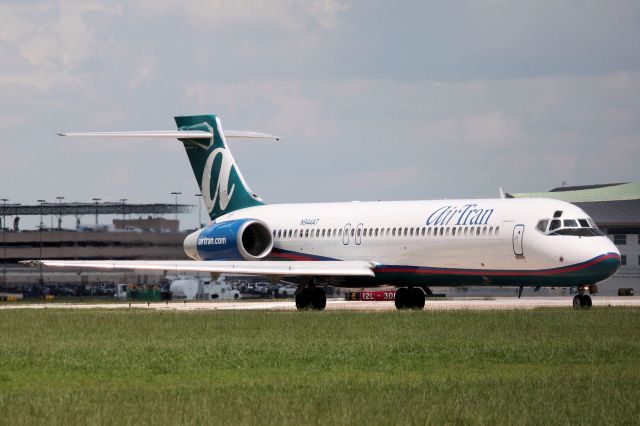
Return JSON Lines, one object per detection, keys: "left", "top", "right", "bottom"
{"left": 1, "top": 1, "right": 639, "bottom": 228}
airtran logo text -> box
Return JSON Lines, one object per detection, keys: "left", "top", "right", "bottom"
{"left": 426, "top": 204, "right": 494, "bottom": 226}
{"left": 198, "top": 236, "right": 228, "bottom": 246}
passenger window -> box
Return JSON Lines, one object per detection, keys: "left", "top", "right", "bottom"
{"left": 536, "top": 220, "right": 549, "bottom": 233}
{"left": 488, "top": 226, "right": 493, "bottom": 235}
{"left": 476, "top": 227, "right": 481, "bottom": 236}
{"left": 445, "top": 227, "right": 450, "bottom": 236}
{"left": 427, "top": 227, "right": 432, "bottom": 236}
{"left": 421, "top": 227, "right": 426, "bottom": 236}
{"left": 563, "top": 219, "right": 578, "bottom": 228}
{"left": 403, "top": 228, "right": 408, "bottom": 236}
{"left": 440, "top": 227, "right": 444, "bottom": 236}
{"left": 470, "top": 227, "right": 474, "bottom": 236}
{"left": 464, "top": 227, "right": 468, "bottom": 236}
{"left": 549, "top": 220, "right": 561, "bottom": 231}
{"left": 433, "top": 227, "right": 438, "bottom": 236}
{"left": 410, "top": 228, "right": 414, "bottom": 236}
{"left": 495, "top": 226, "right": 500, "bottom": 235}
{"left": 452, "top": 228, "right": 456, "bottom": 236}
{"left": 375, "top": 228, "right": 379, "bottom": 237}
{"left": 316, "top": 229, "right": 320, "bottom": 237}
{"left": 392, "top": 228, "right": 396, "bottom": 236}
{"left": 338, "top": 229, "right": 342, "bottom": 237}
{"left": 273, "top": 230, "right": 276, "bottom": 237}
{"left": 482, "top": 226, "right": 487, "bottom": 235}
{"left": 321, "top": 229, "right": 326, "bottom": 237}
{"left": 350, "top": 229, "right": 355, "bottom": 237}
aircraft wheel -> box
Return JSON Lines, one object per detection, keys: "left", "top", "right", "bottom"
{"left": 410, "top": 287, "right": 425, "bottom": 310}
{"left": 395, "top": 288, "right": 410, "bottom": 310}
{"left": 311, "top": 287, "right": 326, "bottom": 310}
{"left": 572, "top": 295, "right": 581, "bottom": 310}
{"left": 295, "top": 290, "right": 311, "bottom": 310}
{"left": 582, "top": 295, "right": 592, "bottom": 309}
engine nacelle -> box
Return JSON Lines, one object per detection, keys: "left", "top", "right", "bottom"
{"left": 184, "top": 219, "right": 273, "bottom": 261}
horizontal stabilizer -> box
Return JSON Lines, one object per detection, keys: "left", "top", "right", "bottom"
{"left": 224, "top": 130, "right": 281, "bottom": 141}
{"left": 23, "top": 260, "right": 376, "bottom": 277}
{"left": 58, "top": 130, "right": 213, "bottom": 138}
{"left": 58, "top": 130, "right": 280, "bottom": 140}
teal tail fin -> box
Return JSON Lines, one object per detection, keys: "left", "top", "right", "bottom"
{"left": 175, "top": 115, "right": 264, "bottom": 220}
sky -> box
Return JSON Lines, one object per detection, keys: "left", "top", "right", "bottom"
{"left": 1, "top": 0, "right": 639, "bottom": 229}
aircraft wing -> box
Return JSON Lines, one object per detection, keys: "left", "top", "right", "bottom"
{"left": 25, "top": 260, "right": 377, "bottom": 277}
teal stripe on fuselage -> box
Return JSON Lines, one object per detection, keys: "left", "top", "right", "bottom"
{"left": 266, "top": 249, "right": 619, "bottom": 288}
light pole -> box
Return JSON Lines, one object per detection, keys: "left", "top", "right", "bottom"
{"left": 170, "top": 192, "right": 181, "bottom": 221}
{"left": 1, "top": 198, "right": 8, "bottom": 297}
{"left": 119, "top": 198, "right": 128, "bottom": 230}
{"left": 56, "top": 196, "right": 64, "bottom": 230}
{"left": 92, "top": 198, "right": 101, "bottom": 227}
{"left": 195, "top": 193, "right": 203, "bottom": 228}
{"left": 37, "top": 199, "right": 46, "bottom": 287}
{"left": 37, "top": 199, "right": 46, "bottom": 230}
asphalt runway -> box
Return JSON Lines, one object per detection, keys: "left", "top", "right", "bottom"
{"left": 1, "top": 297, "right": 639, "bottom": 311}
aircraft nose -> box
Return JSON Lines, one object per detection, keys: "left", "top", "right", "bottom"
{"left": 602, "top": 253, "right": 621, "bottom": 279}
{"left": 599, "top": 240, "right": 621, "bottom": 279}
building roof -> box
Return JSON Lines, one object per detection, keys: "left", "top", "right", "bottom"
{"left": 510, "top": 182, "right": 640, "bottom": 202}
{"left": 575, "top": 200, "right": 640, "bottom": 228}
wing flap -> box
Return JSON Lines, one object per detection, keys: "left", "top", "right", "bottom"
{"left": 27, "top": 260, "right": 376, "bottom": 277}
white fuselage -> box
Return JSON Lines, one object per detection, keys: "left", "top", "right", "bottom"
{"left": 186, "top": 198, "right": 620, "bottom": 288}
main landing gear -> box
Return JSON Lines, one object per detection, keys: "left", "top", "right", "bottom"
{"left": 295, "top": 286, "right": 326, "bottom": 310}
{"left": 395, "top": 287, "right": 425, "bottom": 310}
{"left": 573, "top": 284, "right": 596, "bottom": 310}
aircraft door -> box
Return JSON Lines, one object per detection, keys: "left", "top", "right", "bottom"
{"left": 343, "top": 223, "right": 351, "bottom": 245}
{"left": 512, "top": 224, "right": 525, "bottom": 256}
{"left": 355, "top": 223, "right": 363, "bottom": 245}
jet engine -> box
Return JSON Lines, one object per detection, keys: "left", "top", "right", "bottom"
{"left": 184, "top": 219, "right": 273, "bottom": 261}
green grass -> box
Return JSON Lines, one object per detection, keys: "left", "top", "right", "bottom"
{"left": 0, "top": 309, "right": 639, "bottom": 425}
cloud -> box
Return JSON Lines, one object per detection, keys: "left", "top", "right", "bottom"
{"left": 422, "top": 112, "right": 520, "bottom": 149}
{"left": 132, "top": 0, "right": 349, "bottom": 33}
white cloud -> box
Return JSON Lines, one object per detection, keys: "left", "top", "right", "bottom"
{"left": 0, "top": 1, "right": 122, "bottom": 89}
{"left": 132, "top": 0, "right": 348, "bottom": 32}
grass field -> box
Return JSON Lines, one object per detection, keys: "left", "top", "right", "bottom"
{"left": 0, "top": 308, "right": 639, "bottom": 425}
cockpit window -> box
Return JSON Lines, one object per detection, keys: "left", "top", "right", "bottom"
{"left": 544, "top": 215, "right": 604, "bottom": 237}
{"left": 536, "top": 220, "right": 549, "bottom": 232}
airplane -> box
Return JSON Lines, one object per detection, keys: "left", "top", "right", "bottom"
{"left": 35, "top": 114, "right": 621, "bottom": 310}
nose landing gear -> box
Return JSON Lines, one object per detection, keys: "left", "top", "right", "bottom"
{"left": 573, "top": 285, "right": 596, "bottom": 309}
{"left": 572, "top": 294, "right": 592, "bottom": 309}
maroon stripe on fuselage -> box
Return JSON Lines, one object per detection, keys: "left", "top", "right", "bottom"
{"left": 375, "top": 253, "right": 619, "bottom": 277}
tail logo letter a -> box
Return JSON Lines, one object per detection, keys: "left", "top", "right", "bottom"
{"left": 202, "top": 148, "right": 235, "bottom": 213}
